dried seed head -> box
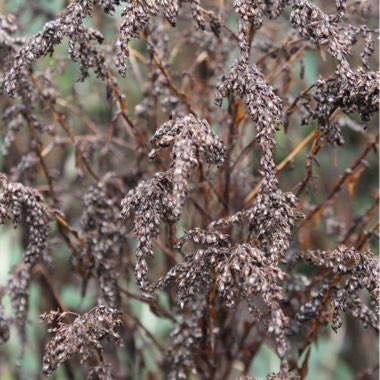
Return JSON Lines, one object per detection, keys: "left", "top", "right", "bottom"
{"left": 80, "top": 174, "right": 128, "bottom": 308}
{"left": 150, "top": 114, "right": 226, "bottom": 217}
{"left": 0, "top": 175, "right": 52, "bottom": 343}
{"left": 41, "top": 305, "right": 123, "bottom": 376}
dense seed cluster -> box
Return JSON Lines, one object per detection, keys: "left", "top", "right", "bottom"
{"left": 216, "top": 61, "right": 282, "bottom": 187}
{"left": 0, "top": 174, "right": 52, "bottom": 343}
{"left": 166, "top": 298, "right": 206, "bottom": 379}
{"left": 121, "top": 114, "right": 226, "bottom": 293}
{"left": 121, "top": 171, "right": 175, "bottom": 293}
{"left": 2, "top": 1, "right": 112, "bottom": 98}
{"left": 290, "top": 0, "right": 351, "bottom": 62}
{"left": 0, "top": 175, "right": 51, "bottom": 265}
{"left": 0, "top": 13, "right": 25, "bottom": 82}
{"left": 289, "top": 0, "right": 378, "bottom": 143}
{"left": 0, "top": 0, "right": 378, "bottom": 378}
{"left": 41, "top": 306, "right": 122, "bottom": 375}
{"left": 80, "top": 174, "right": 128, "bottom": 308}
{"left": 313, "top": 64, "right": 378, "bottom": 132}
{"left": 215, "top": 42, "right": 301, "bottom": 263}
{"left": 155, "top": 237, "right": 291, "bottom": 370}
{"left": 150, "top": 114, "right": 226, "bottom": 217}
{"left": 293, "top": 245, "right": 379, "bottom": 336}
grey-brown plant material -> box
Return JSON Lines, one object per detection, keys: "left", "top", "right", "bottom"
{"left": 149, "top": 114, "right": 226, "bottom": 217}
{"left": 40, "top": 306, "right": 122, "bottom": 375}
{"left": 298, "top": 245, "right": 379, "bottom": 331}
{"left": 116, "top": 0, "right": 206, "bottom": 76}
{"left": 0, "top": 290, "right": 10, "bottom": 343}
{"left": 165, "top": 297, "right": 206, "bottom": 379}
{"left": 121, "top": 114, "right": 225, "bottom": 294}
{"left": 0, "top": 174, "right": 52, "bottom": 344}
{"left": 0, "top": 0, "right": 378, "bottom": 379}
{"left": 121, "top": 171, "right": 176, "bottom": 293}
{"left": 80, "top": 174, "right": 128, "bottom": 308}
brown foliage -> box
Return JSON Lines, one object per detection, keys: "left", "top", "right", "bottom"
{"left": 0, "top": 1, "right": 378, "bottom": 379}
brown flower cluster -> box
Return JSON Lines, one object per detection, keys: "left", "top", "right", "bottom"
{"left": 41, "top": 305, "right": 122, "bottom": 375}
{"left": 0, "top": 0, "right": 378, "bottom": 379}
{"left": 3, "top": 1, "right": 108, "bottom": 98}
{"left": 80, "top": 174, "right": 128, "bottom": 308}
{"left": 0, "top": 174, "right": 52, "bottom": 344}
{"left": 122, "top": 114, "right": 226, "bottom": 294}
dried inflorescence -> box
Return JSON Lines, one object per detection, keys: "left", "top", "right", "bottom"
{"left": 155, "top": 238, "right": 291, "bottom": 370}
{"left": 80, "top": 174, "right": 128, "bottom": 308}
{"left": 290, "top": 0, "right": 378, "bottom": 143}
{"left": 216, "top": 58, "right": 282, "bottom": 189}
{"left": 0, "top": 13, "right": 25, "bottom": 84}
{"left": 165, "top": 298, "right": 206, "bottom": 380}
{"left": 312, "top": 63, "right": 378, "bottom": 133}
{"left": 296, "top": 245, "right": 379, "bottom": 332}
{"left": 121, "top": 171, "right": 175, "bottom": 293}
{"left": 216, "top": 62, "right": 281, "bottom": 158}
{"left": 290, "top": 0, "right": 352, "bottom": 62}
{"left": 2, "top": 1, "right": 111, "bottom": 98}
{"left": 1, "top": 105, "right": 23, "bottom": 156}
{"left": 116, "top": 0, "right": 158, "bottom": 76}
{"left": 149, "top": 114, "right": 226, "bottom": 217}
{"left": 41, "top": 305, "right": 122, "bottom": 375}
{"left": 215, "top": 59, "right": 302, "bottom": 264}
{"left": 300, "top": 30, "right": 378, "bottom": 145}
{"left": 0, "top": 174, "right": 51, "bottom": 267}
{"left": 0, "top": 174, "right": 52, "bottom": 342}
{"left": 247, "top": 190, "right": 301, "bottom": 262}
{"left": 0, "top": 0, "right": 378, "bottom": 379}
{"left": 234, "top": 0, "right": 287, "bottom": 62}
{"left": 219, "top": 245, "right": 290, "bottom": 369}
{"left": 122, "top": 114, "right": 225, "bottom": 293}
